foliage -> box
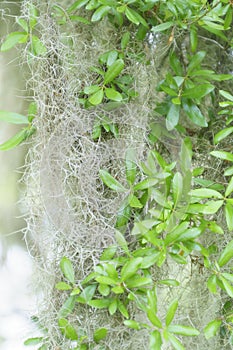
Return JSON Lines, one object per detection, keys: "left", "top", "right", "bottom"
{"left": 1, "top": 0, "right": 233, "bottom": 349}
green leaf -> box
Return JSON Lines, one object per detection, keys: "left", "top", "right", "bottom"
{"left": 125, "top": 148, "right": 137, "bottom": 185}
{"left": 152, "top": 21, "right": 173, "bottom": 33}
{"left": 121, "top": 32, "right": 130, "bottom": 50}
{"left": 204, "top": 319, "right": 222, "bottom": 339}
{"left": 91, "top": 5, "right": 110, "bottom": 21}
{"left": 88, "top": 299, "right": 111, "bottom": 309}
{"left": 147, "top": 308, "right": 162, "bottom": 328}
{"left": 60, "top": 257, "right": 75, "bottom": 284}
{"left": 214, "top": 127, "right": 233, "bottom": 144}
{"left": 166, "top": 103, "right": 180, "bottom": 131}
{"left": 182, "top": 84, "right": 214, "bottom": 99}
{"left": 219, "top": 90, "right": 233, "bottom": 102}
{"left": 89, "top": 88, "right": 104, "bottom": 105}
{"left": 115, "top": 202, "right": 131, "bottom": 228}
{"left": 149, "top": 330, "right": 162, "bottom": 350}
{"left": 28, "top": 102, "right": 37, "bottom": 122}
{"left": 167, "top": 334, "right": 185, "bottom": 350}
{"left": 168, "top": 325, "right": 200, "bottom": 336}
{"left": 55, "top": 282, "right": 72, "bottom": 290}
{"left": 17, "top": 18, "right": 29, "bottom": 32}
{"left": 118, "top": 301, "right": 129, "bottom": 318}
{"left": 210, "top": 151, "right": 233, "bottom": 162}
{"left": 166, "top": 299, "right": 178, "bottom": 326}
{"left": 178, "top": 227, "right": 202, "bottom": 242}
{"left": 169, "top": 52, "right": 183, "bottom": 75}
{"left": 189, "top": 188, "right": 223, "bottom": 199}
{"left": 24, "top": 337, "right": 44, "bottom": 346}
{"left": 165, "top": 222, "right": 189, "bottom": 245}
{"left": 159, "top": 279, "right": 180, "bottom": 287}
{"left": 76, "top": 285, "right": 97, "bottom": 303}
{"left": 115, "top": 229, "right": 130, "bottom": 255}
{"left": 128, "top": 194, "right": 143, "bottom": 208}
{"left": 172, "top": 172, "right": 183, "bottom": 207}
{"left": 31, "top": 35, "right": 47, "bottom": 56}
{"left": 125, "top": 276, "right": 152, "bottom": 288}
{"left": 187, "top": 51, "right": 206, "bottom": 73}
{"left": 67, "top": 0, "right": 89, "bottom": 11}
{"left": 124, "top": 319, "right": 141, "bottom": 330}
{"left": 58, "top": 296, "right": 76, "bottom": 317}
{"left": 98, "top": 283, "right": 110, "bottom": 296}
{"left": 0, "top": 128, "right": 28, "bottom": 151}
{"left": 94, "top": 328, "right": 108, "bottom": 342}
{"left": 218, "top": 239, "right": 233, "bottom": 267}
{"left": 225, "top": 203, "right": 233, "bottom": 231}
{"left": 0, "top": 110, "right": 28, "bottom": 124}
{"left": 95, "top": 276, "right": 117, "bottom": 285}
{"left": 190, "top": 25, "right": 198, "bottom": 53}
{"left": 225, "top": 177, "right": 233, "bottom": 197}
{"left": 207, "top": 274, "right": 217, "bottom": 294}
{"left": 58, "top": 318, "right": 78, "bottom": 340}
{"left": 84, "top": 85, "right": 100, "bottom": 94}
{"left": 70, "top": 287, "right": 81, "bottom": 296}
{"left": 121, "top": 257, "right": 143, "bottom": 281}
{"left": 224, "top": 6, "right": 232, "bottom": 29}
{"left": 202, "top": 200, "right": 224, "bottom": 214}
{"left": 219, "top": 276, "right": 233, "bottom": 298}
{"left": 225, "top": 166, "right": 233, "bottom": 176}
{"left": 99, "top": 169, "right": 126, "bottom": 192}
{"left": 182, "top": 100, "right": 208, "bottom": 127}
{"left": 105, "top": 88, "right": 122, "bottom": 101}
{"left": 133, "top": 178, "right": 158, "bottom": 190}
{"left": 1, "top": 32, "right": 28, "bottom": 51}
{"left": 104, "top": 59, "right": 124, "bottom": 85}
{"left": 125, "top": 7, "right": 148, "bottom": 27}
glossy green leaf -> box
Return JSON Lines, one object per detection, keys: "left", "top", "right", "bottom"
{"left": 104, "top": 59, "right": 124, "bottom": 84}
{"left": 98, "top": 283, "right": 110, "bottom": 296}
{"left": 124, "top": 319, "right": 141, "bottom": 330}
{"left": 95, "top": 275, "right": 117, "bottom": 285}
{"left": 225, "top": 177, "right": 233, "bottom": 197}
{"left": 84, "top": 85, "right": 100, "bottom": 94}
{"left": 202, "top": 200, "right": 224, "bottom": 214}
{"left": 60, "top": 256, "right": 75, "bottom": 283}
{"left": 91, "top": 5, "right": 110, "bottom": 21}
{"left": 58, "top": 296, "right": 76, "bottom": 317}
{"left": 187, "top": 51, "right": 206, "bottom": 73}
{"left": 0, "top": 128, "right": 28, "bottom": 151}
{"left": 58, "top": 318, "right": 78, "bottom": 340}
{"left": 182, "top": 100, "right": 207, "bottom": 127}
{"left": 0, "top": 110, "right": 28, "bottom": 124}
{"left": 166, "top": 103, "right": 180, "bottom": 131}
{"left": 93, "top": 328, "right": 108, "bottom": 342}
{"left": 159, "top": 279, "right": 180, "bottom": 287}
{"left": 108, "top": 299, "right": 118, "bottom": 315}
{"left": 172, "top": 172, "right": 183, "bottom": 206}
{"left": 147, "top": 308, "right": 162, "bottom": 328}
{"left": 126, "top": 276, "right": 152, "bottom": 288}
{"left": 67, "top": 0, "right": 89, "bottom": 11}
{"left": 204, "top": 319, "right": 222, "bottom": 339}
{"left": 118, "top": 301, "right": 129, "bottom": 318}
{"left": 189, "top": 188, "right": 223, "bottom": 199}
{"left": 121, "top": 31, "right": 130, "bottom": 50}
{"left": 210, "top": 151, "right": 233, "bottom": 162}
{"left": 169, "top": 52, "right": 183, "bottom": 75}
{"left": 225, "top": 203, "right": 233, "bottom": 231}
{"left": 214, "top": 127, "right": 233, "bottom": 144}
{"left": 70, "top": 287, "right": 81, "bottom": 296}
{"left": 207, "top": 274, "right": 217, "bottom": 294}
{"left": 76, "top": 285, "right": 97, "bottom": 303}
{"left": 128, "top": 194, "right": 143, "bottom": 208}
{"left": 165, "top": 222, "right": 189, "bottom": 245}
{"left": 88, "top": 299, "right": 111, "bottom": 309}
{"left": 115, "top": 229, "right": 130, "bottom": 254}
{"left": 31, "top": 36, "right": 47, "bottom": 56}
{"left": 190, "top": 25, "right": 198, "bottom": 52}
{"left": 178, "top": 227, "right": 202, "bottom": 242}
{"left": 89, "top": 88, "right": 104, "bottom": 105}
{"left": 166, "top": 299, "right": 178, "bottom": 326}
{"left": 99, "top": 169, "right": 126, "bottom": 192}
{"left": 17, "top": 18, "right": 29, "bottom": 32}
{"left": 219, "top": 276, "right": 233, "bottom": 298}
{"left": 69, "top": 15, "right": 91, "bottom": 24}
{"left": 105, "top": 88, "right": 122, "bottom": 101}
{"left": 134, "top": 178, "right": 158, "bottom": 190}
{"left": 24, "top": 337, "right": 44, "bottom": 346}
{"left": 167, "top": 333, "right": 185, "bottom": 350}
{"left": 115, "top": 202, "right": 131, "bottom": 228}
{"left": 149, "top": 330, "right": 162, "bottom": 350}
{"left": 224, "top": 6, "right": 232, "bottom": 29}
{"left": 125, "top": 148, "right": 137, "bottom": 185}
{"left": 225, "top": 166, "right": 233, "bottom": 176}
{"left": 168, "top": 324, "right": 200, "bottom": 336}
{"left": 152, "top": 21, "right": 173, "bottom": 33}
{"left": 207, "top": 221, "right": 224, "bottom": 234}
{"left": 125, "top": 7, "right": 148, "bottom": 27}
{"left": 182, "top": 84, "right": 214, "bottom": 99}
{"left": 219, "top": 90, "right": 233, "bottom": 102}
{"left": 218, "top": 239, "right": 233, "bottom": 267}
{"left": 55, "top": 282, "right": 72, "bottom": 290}
{"left": 1, "top": 32, "right": 28, "bottom": 51}
{"left": 121, "top": 257, "right": 143, "bottom": 281}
